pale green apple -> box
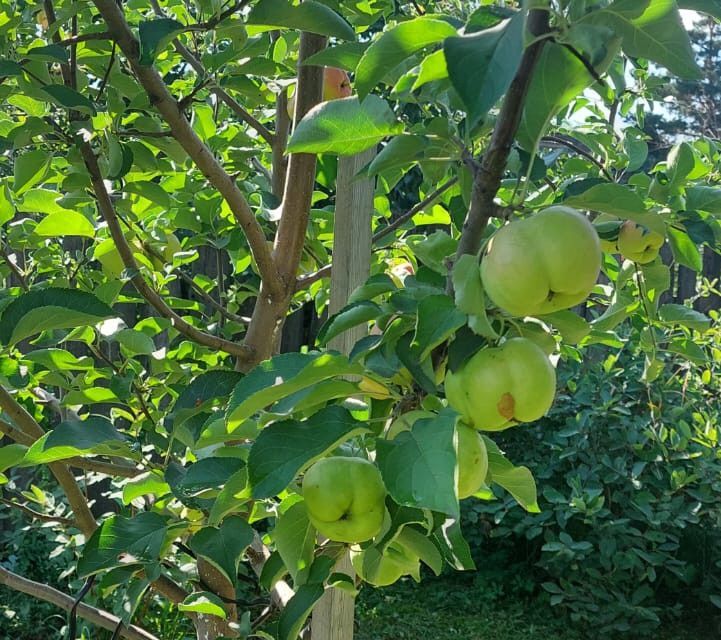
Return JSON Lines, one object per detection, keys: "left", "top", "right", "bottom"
{"left": 302, "top": 457, "right": 386, "bottom": 544}
{"left": 445, "top": 337, "right": 556, "bottom": 431}
{"left": 480, "top": 206, "right": 601, "bottom": 317}
{"left": 350, "top": 541, "right": 420, "bottom": 587}
{"left": 617, "top": 221, "right": 664, "bottom": 264}
{"left": 456, "top": 422, "right": 488, "bottom": 499}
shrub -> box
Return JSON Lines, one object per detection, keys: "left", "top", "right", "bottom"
{"left": 464, "top": 342, "right": 721, "bottom": 636}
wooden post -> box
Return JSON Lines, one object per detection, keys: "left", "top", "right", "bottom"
{"left": 310, "top": 147, "right": 376, "bottom": 640}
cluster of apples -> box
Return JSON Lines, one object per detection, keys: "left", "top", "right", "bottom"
{"left": 300, "top": 206, "right": 609, "bottom": 585}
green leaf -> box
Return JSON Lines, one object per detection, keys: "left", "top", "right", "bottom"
{"left": 348, "top": 274, "right": 397, "bottom": 304}
{"left": 377, "top": 411, "right": 458, "bottom": 516}
{"left": 365, "top": 135, "right": 429, "bottom": 176}
{"left": 302, "top": 42, "right": 368, "bottom": 71}
{"left": 78, "top": 512, "right": 168, "bottom": 576}
{"left": 444, "top": 11, "right": 524, "bottom": 127}
{"left": 169, "top": 457, "right": 246, "bottom": 500}
{"left": 539, "top": 310, "right": 590, "bottom": 344}
{"left": 668, "top": 226, "right": 702, "bottom": 271}
{"left": 273, "top": 500, "right": 316, "bottom": 583}
{"left": 0, "top": 443, "right": 27, "bottom": 472}
{"left": 190, "top": 516, "right": 255, "bottom": 584}
{"left": 318, "top": 301, "right": 381, "bottom": 345}
{"left": 483, "top": 437, "right": 539, "bottom": 513}
{"left": 226, "top": 352, "right": 362, "bottom": 429}
{"left": 287, "top": 96, "right": 402, "bottom": 156}
{"left": 277, "top": 584, "right": 324, "bottom": 640}
{"left": 18, "top": 188, "right": 78, "bottom": 215}
{"left": 686, "top": 186, "right": 721, "bottom": 213}
{"left": 411, "top": 49, "right": 449, "bottom": 90}
{"left": 563, "top": 183, "right": 666, "bottom": 235}
{"left": 22, "top": 416, "right": 135, "bottom": 465}
{"left": 0, "top": 60, "right": 23, "bottom": 77}
{"left": 585, "top": 0, "right": 700, "bottom": 79}
{"left": 453, "top": 255, "right": 497, "bottom": 338}
{"left": 25, "top": 44, "right": 68, "bottom": 63}
{"left": 172, "top": 369, "right": 243, "bottom": 432}
{"left": 248, "top": 405, "right": 368, "bottom": 499}
{"left": 40, "top": 85, "right": 96, "bottom": 115}
{"left": 355, "top": 17, "right": 457, "bottom": 99}
{"left": 659, "top": 304, "right": 711, "bottom": 331}
{"left": 247, "top": 0, "right": 354, "bottom": 40}
{"left": 0, "top": 288, "right": 114, "bottom": 345}
{"left": 178, "top": 592, "right": 227, "bottom": 619}
{"left": 432, "top": 518, "right": 475, "bottom": 570}
{"left": 667, "top": 141, "right": 695, "bottom": 185}
{"left": 35, "top": 211, "right": 95, "bottom": 238}
{"left": 24, "top": 348, "right": 95, "bottom": 371}
{"left": 395, "top": 526, "right": 443, "bottom": 575}
{"left": 138, "top": 18, "right": 185, "bottom": 65}
{"left": 13, "top": 149, "right": 51, "bottom": 195}
{"left": 115, "top": 328, "right": 155, "bottom": 355}
{"left": 412, "top": 294, "right": 466, "bottom": 361}
{"left": 122, "top": 471, "right": 171, "bottom": 505}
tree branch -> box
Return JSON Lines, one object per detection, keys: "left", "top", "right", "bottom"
{"left": 0, "top": 385, "right": 97, "bottom": 536}
{"left": 0, "top": 496, "right": 74, "bottom": 526}
{"left": 0, "top": 241, "right": 29, "bottom": 290}
{"left": 92, "top": 0, "right": 280, "bottom": 298}
{"left": 455, "top": 9, "right": 552, "bottom": 259}
{"left": 55, "top": 31, "right": 112, "bottom": 47}
{"left": 0, "top": 567, "right": 160, "bottom": 640}
{"left": 78, "top": 142, "right": 255, "bottom": 361}
{"left": 242, "top": 32, "right": 327, "bottom": 363}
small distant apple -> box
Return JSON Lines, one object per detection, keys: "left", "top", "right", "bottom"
{"left": 287, "top": 67, "right": 352, "bottom": 119}
{"left": 617, "top": 221, "right": 664, "bottom": 264}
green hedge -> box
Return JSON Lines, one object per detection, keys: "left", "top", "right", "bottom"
{"left": 464, "top": 345, "right": 721, "bottom": 636}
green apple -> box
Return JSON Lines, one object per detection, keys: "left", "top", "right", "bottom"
{"left": 480, "top": 206, "right": 601, "bottom": 317}
{"left": 456, "top": 422, "right": 488, "bottom": 499}
{"left": 350, "top": 541, "right": 420, "bottom": 587}
{"left": 617, "top": 221, "right": 664, "bottom": 264}
{"left": 445, "top": 337, "right": 556, "bottom": 431}
{"left": 302, "top": 457, "right": 386, "bottom": 544}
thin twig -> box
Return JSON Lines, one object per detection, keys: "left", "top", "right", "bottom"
{"left": 56, "top": 31, "right": 112, "bottom": 47}
{"left": 0, "top": 242, "right": 29, "bottom": 290}
{"left": 540, "top": 134, "right": 613, "bottom": 181}
{"left": 0, "top": 497, "right": 74, "bottom": 526}
{"left": 0, "top": 567, "right": 159, "bottom": 640}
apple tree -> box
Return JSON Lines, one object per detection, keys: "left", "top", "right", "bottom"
{"left": 0, "top": 1, "right": 719, "bottom": 639}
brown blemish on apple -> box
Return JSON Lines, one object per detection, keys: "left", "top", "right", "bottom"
{"left": 497, "top": 392, "right": 515, "bottom": 420}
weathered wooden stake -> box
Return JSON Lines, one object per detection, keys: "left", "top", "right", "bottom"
{"left": 310, "top": 146, "right": 376, "bottom": 640}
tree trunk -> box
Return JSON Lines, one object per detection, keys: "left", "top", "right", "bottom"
{"left": 311, "top": 147, "right": 376, "bottom": 640}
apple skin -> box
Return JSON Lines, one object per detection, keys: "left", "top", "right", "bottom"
{"left": 480, "top": 206, "right": 601, "bottom": 317}
{"left": 287, "top": 67, "right": 352, "bottom": 118}
{"left": 617, "top": 221, "right": 664, "bottom": 264}
{"left": 323, "top": 67, "right": 352, "bottom": 101}
{"left": 350, "top": 541, "right": 420, "bottom": 587}
{"left": 456, "top": 422, "right": 488, "bottom": 499}
{"left": 302, "top": 457, "right": 386, "bottom": 544}
{"left": 445, "top": 337, "right": 556, "bottom": 431}
{"left": 593, "top": 213, "right": 621, "bottom": 254}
